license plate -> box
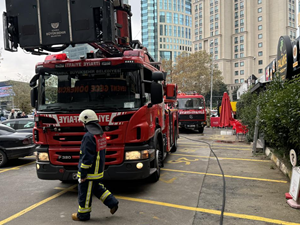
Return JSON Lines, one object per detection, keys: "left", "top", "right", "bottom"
{"left": 58, "top": 155, "right": 72, "bottom": 160}
{"left": 187, "top": 125, "right": 195, "bottom": 128}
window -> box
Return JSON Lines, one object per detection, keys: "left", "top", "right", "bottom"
{"left": 240, "top": 19, "right": 244, "bottom": 26}
{"left": 258, "top": 69, "right": 263, "bottom": 73}
{"left": 235, "top": 54, "right": 239, "bottom": 59}
{"left": 240, "top": 27, "right": 244, "bottom": 32}
{"left": 235, "top": 12, "right": 239, "bottom": 19}
{"left": 258, "top": 25, "right": 262, "bottom": 30}
{"left": 235, "top": 62, "right": 239, "bottom": 67}
{"left": 258, "top": 0, "right": 262, "bottom": 3}
{"left": 258, "top": 16, "right": 262, "bottom": 21}
{"left": 240, "top": 44, "right": 244, "bottom": 51}
{"left": 160, "top": 12, "right": 165, "bottom": 22}
{"left": 235, "top": 79, "right": 239, "bottom": 83}
{"left": 235, "top": 3, "right": 238, "bottom": 11}
{"left": 258, "top": 7, "right": 262, "bottom": 13}
{"left": 235, "top": 20, "right": 239, "bottom": 27}
{"left": 240, "top": 61, "right": 244, "bottom": 66}
{"left": 258, "top": 60, "right": 263, "bottom": 65}
{"left": 240, "top": 53, "right": 244, "bottom": 58}
{"left": 240, "top": 70, "right": 244, "bottom": 75}
{"left": 258, "top": 34, "right": 263, "bottom": 39}
{"left": 240, "top": 79, "right": 244, "bottom": 83}
{"left": 258, "top": 42, "right": 263, "bottom": 48}
{"left": 235, "top": 71, "right": 239, "bottom": 75}
{"left": 258, "top": 51, "right": 263, "bottom": 56}
{"left": 235, "top": 37, "right": 238, "bottom": 44}
{"left": 235, "top": 28, "right": 239, "bottom": 34}
{"left": 240, "top": 36, "right": 244, "bottom": 43}
{"left": 235, "top": 45, "right": 238, "bottom": 52}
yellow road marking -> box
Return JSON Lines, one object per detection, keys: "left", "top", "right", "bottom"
{"left": 179, "top": 142, "right": 251, "bottom": 149}
{"left": 0, "top": 184, "right": 77, "bottom": 225}
{"left": 159, "top": 173, "right": 178, "bottom": 184}
{"left": 168, "top": 157, "right": 199, "bottom": 165}
{"left": 179, "top": 147, "right": 251, "bottom": 151}
{"left": 173, "top": 153, "right": 269, "bottom": 162}
{"left": 114, "top": 196, "right": 300, "bottom": 225}
{"left": 161, "top": 168, "right": 287, "bottom": 183}
{"left": 0, "top": 161, "right": 35, "bottom": 174}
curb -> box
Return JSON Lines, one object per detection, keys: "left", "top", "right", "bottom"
{"left": 265, "top": 147, "right": 292, "bottom": 179}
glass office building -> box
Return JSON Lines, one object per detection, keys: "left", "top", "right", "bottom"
{"left": 141, "top": 0, "right": 192, "bottom": 62}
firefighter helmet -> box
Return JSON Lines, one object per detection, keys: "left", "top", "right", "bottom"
{"left": 79, "top": 109, "right": 98, "bottom": 124}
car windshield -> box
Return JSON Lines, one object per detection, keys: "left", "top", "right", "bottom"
{"left": 38, "top": 69, "right": 142, "bottom": 111}
{"left": 178, "top": 98, "right": 205, "bottom": 110}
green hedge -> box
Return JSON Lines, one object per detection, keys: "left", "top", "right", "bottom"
{"left": 237, "top": 76, "right": 300, "bottom": 157}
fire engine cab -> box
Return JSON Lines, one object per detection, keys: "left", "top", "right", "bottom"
{"left": 177, "top": 93, "right": 206, "bottom": 133}
{"left": 2, "top": 0, "right": 179, "bottom": 182}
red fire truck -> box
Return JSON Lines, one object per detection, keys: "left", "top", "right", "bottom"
{"left": 177, "top": 93, "right": 207, "bottom": 133}
{"left": 3, "top": 0, "right": 179, "bottom": 182}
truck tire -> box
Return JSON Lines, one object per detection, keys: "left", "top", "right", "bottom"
{"left": 198, "top": 127, "right": 204, "bottom": 134}
{"left": 148, "top": 140, "right": 162, "bottom": 183}
{"left": 0, "top": 150, "right": 8, "bottom": 168}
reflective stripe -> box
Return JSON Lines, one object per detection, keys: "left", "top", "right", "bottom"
{"left": 100, "top": 190, "right": 111, "bottom": 202}
{"left": 85, "top": 181, "right": 93, "bottom": 209}
{"left": 86, "top": 172, "right": 104, "bottom": 180}
{"left": 78, "top": 206, "right": 91, "bottom": 213}
{"left": 77, "top": 172, "right": 104, "bottom": 179}
{"left": 81, "top": 163, "right": 92, "bottom": 169}
{"left": 94, "top": 152, "right": 100, "bottom": 174}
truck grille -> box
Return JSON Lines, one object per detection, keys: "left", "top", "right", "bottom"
{"left": 179, "top": 114, "right": 205, "bottom": 120}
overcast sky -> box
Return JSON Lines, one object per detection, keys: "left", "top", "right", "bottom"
{"left": 0, "top": 0, "right": 141, "bottom": 82}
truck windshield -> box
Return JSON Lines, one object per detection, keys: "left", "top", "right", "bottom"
{"left": 38, "top": 69, "right": 141, "bottom": 111}
{"left": 178, "top": 98, "right": 205, "bottom": 110}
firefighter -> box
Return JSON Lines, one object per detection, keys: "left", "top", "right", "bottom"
{"left": 72, "top": 109, "right": 119, "bottom": 221}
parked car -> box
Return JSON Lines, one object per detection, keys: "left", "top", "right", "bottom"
{"left": 0, "top": 124, "right": 36, "bottom": 167}
{"left": 1, "top": 118, "right": 34, "bottom": 133}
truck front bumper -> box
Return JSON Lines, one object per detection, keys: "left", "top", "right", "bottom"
{"left": 36, "top": 159, "right": 153, "bottom": 181}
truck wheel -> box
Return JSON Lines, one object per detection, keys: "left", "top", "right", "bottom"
{"left": 148, "top": 141, "right": 162, "bottom": 183}
{"left": 198, "top": 127, "right": 204, "bottom": 134}
{"left": 0, "top": 150, "right": 8, "bottom": 168}
{"left": 170, "top": 128, "right": 178, "bottom": 153}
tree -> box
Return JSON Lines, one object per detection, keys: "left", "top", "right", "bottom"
{"left": 8, "top": 80, "right": 32, "bottom": 114}
{"left": 161, "top": 59, "right": 173, "bottom": 83}
{"left": 172, "top": 51, "right": 222, "bottom": 95}
{"left": 204, "top": 80, "right": 228, "bottom": 108}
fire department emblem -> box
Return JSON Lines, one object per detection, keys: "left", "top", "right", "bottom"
{"left": 51, "top": 23, "right": 59, "bottom": 29}
{"left": 189, "top": 115, "right": 193, "bottom": 119}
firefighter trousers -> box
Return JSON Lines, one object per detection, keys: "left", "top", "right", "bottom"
{"left": 77, "top": 180, "right": 119, "bottom": 221}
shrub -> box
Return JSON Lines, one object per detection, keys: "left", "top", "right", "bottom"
{"left": 237, "top": 76, "right": 300, "bottom": 157}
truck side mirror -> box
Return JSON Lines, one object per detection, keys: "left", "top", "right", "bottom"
{"left": 152, "top": 71, "right": 165, "bottom": 81}
{"left": 30, "top": 74, "right": 40, "bottom": 87}
{"left": 31, "top": 87, "right": 38, "bottom": 108}
{"left": 151, "top": 82, "right": 163, "bottom": 105}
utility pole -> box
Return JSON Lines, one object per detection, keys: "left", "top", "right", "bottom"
{"left": 210, "top": 57, "right": 213, "bottom": 113}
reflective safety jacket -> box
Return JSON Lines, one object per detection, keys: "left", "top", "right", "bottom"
{"left": 77, "top": 132, "right": 107, "bottom": 180}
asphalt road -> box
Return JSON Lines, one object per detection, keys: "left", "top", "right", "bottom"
{"left": 0, "top": 128, "right": 299, "bottom": 225}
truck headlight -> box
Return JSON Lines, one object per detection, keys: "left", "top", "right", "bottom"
{"left": 38, "top": 152, "right": 49, "bottom": 162}
{"left": 125, "top": 150, "right": 149, "bottom": 160}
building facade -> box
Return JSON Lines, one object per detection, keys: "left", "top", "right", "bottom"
{"left": 193, "top": 0, "right": 297, "bottom": 88}
{"left": 141, "top": 0, "right": 193, "bottom": 61}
